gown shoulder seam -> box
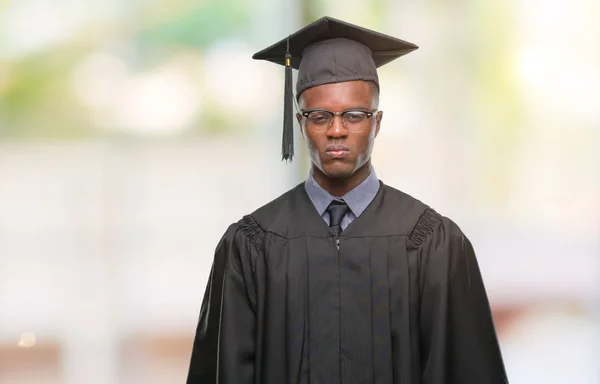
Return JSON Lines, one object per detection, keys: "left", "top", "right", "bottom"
{"left": 409, "top": 207, "right": 441, "bottom": 246}
{"left": 238, "top": 214, "right": 266, "bottom": 251}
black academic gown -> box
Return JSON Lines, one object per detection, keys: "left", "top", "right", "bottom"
{"left": 186, "top": 181, "right": 508, "bottom": 384}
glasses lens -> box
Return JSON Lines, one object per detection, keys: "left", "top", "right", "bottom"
{"left": 343, "top": 111, "right": 368, "bottom": 132}
{"left": 307, "top": 111, "right": 332, "bottom": 132}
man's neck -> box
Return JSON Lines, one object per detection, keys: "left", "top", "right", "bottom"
{"left": 312, "top": 162, "right": 371, "bottom": 198}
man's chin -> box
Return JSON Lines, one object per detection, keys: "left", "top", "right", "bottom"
{"left": 321, "top": 162, "right": 355, "bottom": 179}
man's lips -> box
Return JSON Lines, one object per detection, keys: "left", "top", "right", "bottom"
{"left": 325, "top": 145, "right": 350, "bottom": 158}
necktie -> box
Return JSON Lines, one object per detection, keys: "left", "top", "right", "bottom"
{"left": 326, "top": 200, "right": 349, "bottom": 237}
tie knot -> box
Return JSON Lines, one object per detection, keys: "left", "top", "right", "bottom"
{"left": 326, "top": 200, "right": 349, "bottom": 229}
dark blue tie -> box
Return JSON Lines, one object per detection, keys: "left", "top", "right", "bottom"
{"left": 327, "top": 200, "right": 349, "bottom": 237}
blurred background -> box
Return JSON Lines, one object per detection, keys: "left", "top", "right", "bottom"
{"left": 0, "top": 0, "right": 599, "bottom": 383}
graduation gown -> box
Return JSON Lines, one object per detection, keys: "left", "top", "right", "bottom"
{"left": 186, "top": 181, "right": 508, "bottom": 383}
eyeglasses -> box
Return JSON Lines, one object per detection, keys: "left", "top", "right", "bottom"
{"left": 301, "top": 108, "right": 378, "bottom": 133}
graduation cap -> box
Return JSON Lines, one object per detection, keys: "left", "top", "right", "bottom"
{"left": 252, "top": 16, "right": 418, "bottom": 161}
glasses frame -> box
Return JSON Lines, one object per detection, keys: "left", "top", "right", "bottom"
{"left": 300, "top": 108, "right": 379, "bottom": 133}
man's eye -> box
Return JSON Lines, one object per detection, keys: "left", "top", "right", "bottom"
{"left": 309, "top": 114, "right": 331, "bottom": 124}
{"left": 345, "top": 112, "right": 366, "bottom": 123}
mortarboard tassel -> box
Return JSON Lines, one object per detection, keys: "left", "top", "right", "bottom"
{"left": 282, "top": 37, "right": 294, "bottom": 162}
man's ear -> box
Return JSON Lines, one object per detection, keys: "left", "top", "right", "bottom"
{"left": 296, "top": 113, "right": 304, "bottom": 137}
{"left": 375, "top": 111, "right": 383, "bottom": 137}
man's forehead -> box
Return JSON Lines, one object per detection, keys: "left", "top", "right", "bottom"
{"left": 300, "top": 81, "right": 377, "bottom": 109}
{"left": 302, "top": 81, "right": 374, "bottom": 98}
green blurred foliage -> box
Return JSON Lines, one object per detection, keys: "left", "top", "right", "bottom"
{"left": 136, "top": 0, "right": 252, "bottom": 51}
{"left": 0, "top": 0, "right": 252, "bottom": 138}
{"left": 471, "top": 0, "right": 525, "bottom": 205}
{"left": 0, "top": 48, "right": 94, "bottom": 138}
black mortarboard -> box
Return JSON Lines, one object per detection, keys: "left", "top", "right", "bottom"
{"left": 252, "top": 16, "right": 418, "bottom": 161}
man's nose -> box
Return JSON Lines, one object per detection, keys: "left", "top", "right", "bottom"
{"left": 327, "top": 116, "right": 348, "bottom": 138}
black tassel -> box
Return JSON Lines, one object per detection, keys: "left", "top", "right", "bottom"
{"left": 282, "top": 38, "right": 294, "bottom": 162}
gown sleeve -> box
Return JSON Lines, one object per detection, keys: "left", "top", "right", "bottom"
{"left": 417, "top": 213, "right": 509, "bottom": 384}
{"left": 186, "top": 220, "right": 260, "bottom": 384}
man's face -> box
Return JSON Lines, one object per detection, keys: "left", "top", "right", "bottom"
{"left": 297, "top": 80, "right": 382, "bottom": 179}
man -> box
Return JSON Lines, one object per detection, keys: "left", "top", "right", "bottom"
{"left": 186, "top": 16, "right": 508, "bottom": 383}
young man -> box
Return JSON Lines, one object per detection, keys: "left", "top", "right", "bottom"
{"left": 186, "top": 16, "right": 508, "bottom": 384}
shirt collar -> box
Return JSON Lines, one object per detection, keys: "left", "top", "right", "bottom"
{"left": 304, "top": 165, "right": 380, "bottom": 218}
